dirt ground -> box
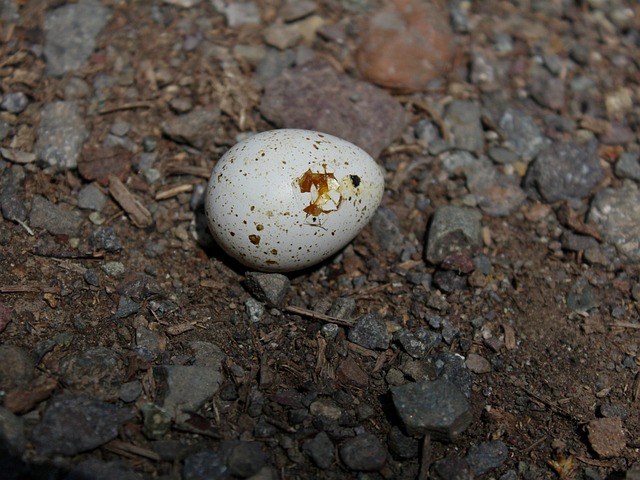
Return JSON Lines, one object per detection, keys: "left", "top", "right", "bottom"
{"left": 1, "top": 0, "right": 640, "bottom": 479}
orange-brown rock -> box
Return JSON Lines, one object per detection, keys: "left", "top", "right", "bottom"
{"left": 356, "top": 0, "right": 455, "bottom": 92}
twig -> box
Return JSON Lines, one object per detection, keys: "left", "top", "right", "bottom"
{"left": 611, "top": 321, "right": 640, "bottom": 329}
{"left": 523, "top": 435, "right": 547, "bottom": 453}
{"left": 418, "top": 434, "right": 432, "bottom": 480}
{"left": 104, "top": 439, "right": 161, "bottom": 461}
{"left": 284, "top": 305, "right": 355, "bottom": 327}
{"left": 98, "top": 101, "right": 154, "bottom": 115}
{"left": 519, "top": 386, "right": 584, "bottom": 423}
{"left": 165, "top": 164, "right": 211, "bottom": 178}
{"left": 155, "top": 183, "right": 194, "bottom": 200}
{"left": 632, "top": 372, "right": 640, "bottom": 402}
{"left": 15, "top": 219, "right": 34, "bottom": 236}
{"left": 0, "top": 284, "right": 60, "bottom": 294}
{"left": 399, "top": 97, "right": 450, "bottom": 142}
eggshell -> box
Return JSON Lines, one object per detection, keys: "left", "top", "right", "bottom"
{"left": 205, "top": 129, "right": 385, "bottom": 272}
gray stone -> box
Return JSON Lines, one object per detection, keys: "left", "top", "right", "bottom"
{"left": 391, "top": 378, "right": 472, "bottom": 441}
{"left": 433, "top": 352, "right": 473, "bottom": 398}
{"left": 395, "top": 330, "right": 428, "bottom": 359}
{"left": 78, "top": 183, "right": 107, "bottom": 211}
{"left": 281, "top": 0, "right": 316, "bottom": 21}
{"left": 263, "top": 24, "right": 301, "bottom": 50}
{"left": 442, "top": 150, "right": 477, "bottom": 174}
{"left": 110, "top": 121, "right": 131, "bottom": 136}
{"left": 32, "top": 394, "right": 132, "bottom": 455}
{"left": 119, "top": 381, "right": 142, "bottom": 403}
{"left": 615, "top": 151, "right": 640, "bottom": 181}
{"left": 488, "top": 147, "right": 519, "bottom": 165}
{"left": 561, "top": 231, "right": 599, "bottom": 252}
{"left": 303, "top": 431, "right": 335, "bottom": 469}
{"left": 0, "top": 406, "right": 25, "bottom": 456}
{"left": 43, "top": 0, "right": 111, "bottom": 76}
{"left": 66, "top": 459, "right": 142, "bottom": 480}
{"left": 498, "top": 107, "right": 549, "bottom": 162}
{"left": 59, "top": 347, "right": 122, "bottom": 401}
{"left": 530, "top": 75, "right": 565, "bottom": 110}
{"left": 327, "top": 297, "right": 357, "bottom": 320}
{"left": 101, "top": 261, "right": 125, "bottom": 277}
{"left": 161, "top": 106, "right": 221, "bottom": 150}
{"left": 0, "top": 184, "right": 25, "bottom": 223}
{"left": 465, "top": 158, "right": 526, "bottom": 217}
{"left": 254, "top": 48, "right": 297, "bottom": 87}
{"left": 348, "top": 313, "right": 390, "bottom": 350}
{"left": 443, "top": 100, "right": 484, "bottom": 153}
{"left": 228, "top": 441, "right": 268, "bottom": 477}
{"left": 588, "top": 181, "right": 640, "bottom": 262}
{"left": 190, "top": 341, "right": 226, "bottom": 367}
{"left": 35, "top": 101, "right": 89, "bottom": 170}
{"left": 183, "top": 450, "right": 230, "bottom": 480}
{"left": 260, "top": 60, "right": 407, "bottom": 158}
{"left": 89, "top": 227, "right": 122, "bottom": 252}
{"left": 1, "top": 92, "right": 28, "bottom": 113}
{"left": 465, "top": 441, "right": 509, "bottom": 475}
{"left": 626, "top": 463, "right": 640, "bottom": 480}
{"left": 29, "top": 195, "right": 82, "bottom": 236}
{"left": 524, "top": 142, "right": 604, "bottom": 203}
{"left": 245, "top": 297, "right": 265, "bottom": 323}
{"left": 115, "top": 296, "right": 141, "bottom": 320}
{"left": 135, "top": 326, "right": 160, "bottom": 361}
{"left": 371, "top": 207, "right": 404, "bottom": 254}
{"left": 154, "top": 364, "right": 223, "bottom": 414}
{"left": 213, "top": 0, "right": 261, "bottom": 27}
{"left": 339, "top": 432, "right": 387, "bottom": 472}
{"left": 432, "top": 456, "right": 473, "bottom": 480}
{"left": 116, "top": 273, "right": 162, "bottom": 301}
{"left": 387, "top": 425, "right": 419, "bottom": 460}
{"left": 426, "top": 206, "right": 482, "bottom": 264}
{"left": 0, "top": 344, "right": 34, "bottom": 391}
{"left": 244, "top": 272, "right": 290, "bottom": 307}
{"left": 141, "top": 403, "right": 172, "bottom": 440}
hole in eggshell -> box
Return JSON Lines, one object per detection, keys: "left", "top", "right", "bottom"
{"left": 297, "top": 168, "right": 342, "bottom": 219}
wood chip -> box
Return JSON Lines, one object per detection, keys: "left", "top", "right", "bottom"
{"left": 503, "top": 324, "right": 516, "bottom": 350}
{"left": 166, "top": 320, "right": 200, "bottom": 336}
{"left": 0, "top": 148, "right": 36, "bottom": 164}
{"left": 556, "top": 202, "right": 602, "bottom": 241}
{"left": 108, "top": 175, "right": 153, "bottom": 228}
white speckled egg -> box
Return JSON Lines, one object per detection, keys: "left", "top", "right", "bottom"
{"left": 205, "top": 129, "right": 385, "bottom": 272}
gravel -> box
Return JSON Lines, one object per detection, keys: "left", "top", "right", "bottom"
{"left": 2, "top": 0, "right": 640, "bottom": 478}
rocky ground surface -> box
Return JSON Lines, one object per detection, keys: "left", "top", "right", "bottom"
{"left": 1, "top": 0, "right": 640, "bottom": 479}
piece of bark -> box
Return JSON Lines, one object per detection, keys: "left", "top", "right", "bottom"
{"left": 108, "top": 175, "right": 153, "bottom": 228}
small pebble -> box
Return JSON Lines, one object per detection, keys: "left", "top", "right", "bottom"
{"left": 1, "top": 92, "right": 29, "bottom": 113}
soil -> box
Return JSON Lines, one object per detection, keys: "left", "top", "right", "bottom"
{"left": 1, "top": 1, "right": 640, "bottom": 479}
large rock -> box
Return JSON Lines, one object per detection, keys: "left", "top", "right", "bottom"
{"left": 260, "top": 61, "right": 407, "bottom": 158}
{"left": 426, "top": 206, "right": 482, "bottom": 265}
{"left": 391, "top": 378, "right": 472, "bottom": 441}
{"left": 356, "top": 0, "right": 454, "bottom": 92}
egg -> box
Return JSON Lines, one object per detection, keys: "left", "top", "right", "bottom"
{"left": 205, "top": 129, "right": 385, "bottom": 272}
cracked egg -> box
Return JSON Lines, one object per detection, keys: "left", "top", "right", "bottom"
{"left": 205, "top": 129, "right": 385, "bottom": 272}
